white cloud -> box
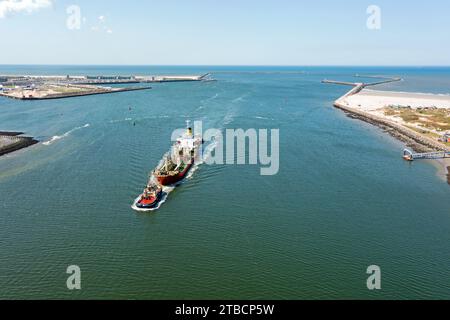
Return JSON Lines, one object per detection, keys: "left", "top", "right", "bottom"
{"left": 0, "top": 0, "right": 52, "bottom": 18}
{"left": 90, "top": 14, "right": 113, "bottom": 34}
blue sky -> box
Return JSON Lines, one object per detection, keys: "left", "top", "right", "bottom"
{"left": 0, "top": 0, "right": 449, "bottom": 65}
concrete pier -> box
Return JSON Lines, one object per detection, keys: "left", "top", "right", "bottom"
{"left": 403, "top": 149, "right": 450, "bottom": 161}
{"left": 321, "top": 80, "right": 361, "bottom": 86}
{"left": 0, "top": 134, "right": 38, "bottom": 156}
{"left": 136, "top": 73, "right": 212, "bottom": 83}
{"left": 322, "top": 75, "right": 401, "bottom": 89}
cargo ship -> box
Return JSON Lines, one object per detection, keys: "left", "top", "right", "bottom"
{"left": 154, "top": 121, "right": 203, "bottom": 186}
{"left": 131, "top": 121, "right": 203, "bottom": 212}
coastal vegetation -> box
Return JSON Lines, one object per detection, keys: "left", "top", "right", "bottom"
{"left": 384, "top": 106, "right": 450, "bottom": 131}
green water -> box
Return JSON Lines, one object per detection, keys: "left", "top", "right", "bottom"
{"left": 0, "top": 66, "right": 449, "bottom": 299}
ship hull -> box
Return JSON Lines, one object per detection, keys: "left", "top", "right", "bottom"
{"left": 155, "top": 161, "right": 193, "bottom": 186}
{"left": 136, "top": 191, "right": 163, "bottom": 209}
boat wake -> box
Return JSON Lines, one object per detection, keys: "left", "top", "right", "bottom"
{"left": 254, "top": 116, "right": 274, "bottom": 121}
{"left": 110, "top": 115, "right": 170, "bottom": 125}
{"left": 183, "top": 140, "right": 217, "bottom": 181}
{"left": 109, "top": 118, "right": 133, "bottom": 124}
{"left": 43, "top": 124, "right": 90, "bottom": 146}
{"left": 222, "top": 93, "right": 248, "bottom": 126}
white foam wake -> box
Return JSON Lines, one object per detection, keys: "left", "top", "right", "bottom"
{"left": 185, "top": 141, "right": 217, "bottom": 180}
{"left": 43, "top": 124, "right": 90, "bottom": 146}
{"left": 254, "top": 116, "right": 274, "bottom": 121}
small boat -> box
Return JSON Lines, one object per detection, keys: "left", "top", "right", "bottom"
{"left": 134, "top": 182, "right": 163, "bottom": 210}
{"left": 154, "top": 121, "right": 203, "bottom": 186}
{"left": 403, "top": 149, "right": 414, "bottom": 161}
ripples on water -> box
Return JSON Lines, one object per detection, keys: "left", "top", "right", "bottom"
{"left": 0, "top": 66, "right": 449, "bottom": 299}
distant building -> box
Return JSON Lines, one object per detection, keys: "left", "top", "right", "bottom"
{"left": 86, "top": 75, "right": 134, "bottom": 80}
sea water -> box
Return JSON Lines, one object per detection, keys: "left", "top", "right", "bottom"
{"left": 0, "top": 66, "right": 449, "bottom": 299}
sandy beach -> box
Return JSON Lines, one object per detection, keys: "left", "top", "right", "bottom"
{"left": 343, "top": 89, "right": 450, "bottom": 112}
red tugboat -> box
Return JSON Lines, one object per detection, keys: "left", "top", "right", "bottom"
{"left": 133, "top": 182, "right": 163, "bottom": 210}
{"left": 154, "top": 122, "right": 203, "bottom": 186}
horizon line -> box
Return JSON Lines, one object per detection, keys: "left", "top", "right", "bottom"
{"left": 1, "top": 64, "right": 450, "bottom": 68}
